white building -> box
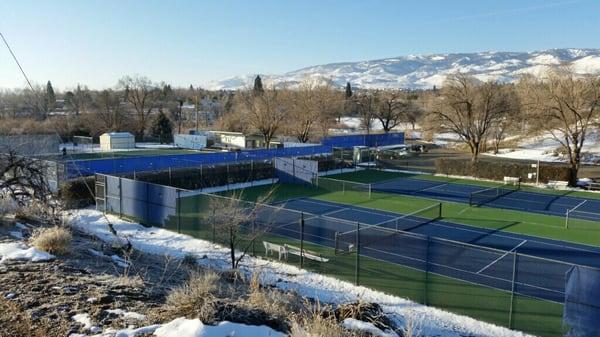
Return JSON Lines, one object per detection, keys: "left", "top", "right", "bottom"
{"left": 99, "top": 132, "right": 135, "bottom": 150}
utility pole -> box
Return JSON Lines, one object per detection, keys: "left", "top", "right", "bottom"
{"left": 177, "top": 99, "right": 183, "bottom": 134}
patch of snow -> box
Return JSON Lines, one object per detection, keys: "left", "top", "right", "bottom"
{"left": 110, "top": 254, "right": 130, "bottom": 268}
{"left": 67, "top": 209, "right": 534, "bottom": 337}
{"left": 0, "top": 242, "right": 54, "bottom": 263}
{"left": 342, "top": 318, "right": 399, "bottom": 337}
{"left": 154, "top": 318, "right": 285, "bottom": 337}
{"left": 15, "top": 222, "right": 30, "bottom": 230}
{"left": 9, "top": 231, "right": 23, "bottom": 239}
{"left": 87, "top": 297, "right": 98, "bottom": 303}
{"left": 105, "top": 309, "right": 146, "bottom": 321}
{"left": 4, "top": 292, "right": 15, "bottom": 299}
{"left": 72, "top": 313, "right": 100, "bottom": 333}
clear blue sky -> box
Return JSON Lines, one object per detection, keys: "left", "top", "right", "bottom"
{"left": 1, "top": 0, "right": 597, "bottom": 90}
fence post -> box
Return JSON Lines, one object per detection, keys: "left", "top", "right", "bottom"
{"left": 118, "top": 177, "right": 122, "bottom": 218}
{"left": 300, "top": 212, "right": 305, "bottom": 268}
{"left": 169, "top": 167, "right": 172, "bottom": 185}
{"left": 509, "top": 251, "right": 518, "bottom": 329}
{"left": 252, "top": 220, "right": 256, "bottom": 256}
{"left": 565, "top": 210, "right": 569, "bottom": 229}
{"left": 176, "top": 189, "right": 181, "bottom": 234}
{"left": 424, "top": 236, "right": 430, "bottom": 305}
{"left": 355, "top": 221, "right": 360, "bottom": 286}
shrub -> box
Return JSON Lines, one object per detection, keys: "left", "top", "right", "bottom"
{"left": 435, "top": 158, "right": 574, "bottom": 184}
{"left": 30, "top": 226, "right": 72, "bottom": 255}
{"left": 59, "top": 177, "right": 95, "bottom": 209}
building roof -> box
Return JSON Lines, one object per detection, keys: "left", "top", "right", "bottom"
{"left": 101, "top": 132, "right": 134, "bottom": 138}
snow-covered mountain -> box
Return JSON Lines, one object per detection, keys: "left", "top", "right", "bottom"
{"left": 206, "top": 48, "right": 600, "bottom": 90}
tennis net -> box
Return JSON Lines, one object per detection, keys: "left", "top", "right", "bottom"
{"left": 335, "top": 203, "right": 442, "bottom": 253}
{"left": 315, "top": 177, "right": 372, "bottom": 198}
{"left": 469, "top": 183, "right": 520, "bottom": 207}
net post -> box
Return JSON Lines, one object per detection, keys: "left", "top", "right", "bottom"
{"left": 355, "top": 221, "right": 360, "bottom": 286}
{"left": 343, "top": 181, "right": 346, "bottom": 195}
{"left": 169, "top": 167, "right": 172, "bottom": 185}
{"left": 300, "top": 212, "right": 305, "bottom": 269}
{"left": 565, "top": 210, "right": 569, "bottom": 229}
{"left": 334, "top": 231, "right": 340, "bottom": 255}
{"left": 424, "top": 236, "right": 430, "bottom": 305}
{"left": 509, "top": 250, "right": 518, "bottom": 329}
{"left": 368, "top": 183, "right": 372, "bottom": 199}
{"left": 437, "top": 203, "right": 442, "bottom": 219}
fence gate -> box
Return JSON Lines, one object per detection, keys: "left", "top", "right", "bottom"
{"left": 95, "top": 174, "right": 106, "bottom": 213}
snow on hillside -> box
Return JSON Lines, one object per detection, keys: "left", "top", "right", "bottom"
{"left": 205, "top": 48, "right": 600, "bottom": 90}
{"left": 67, "top": 209, "right": 533, "bottom": 337}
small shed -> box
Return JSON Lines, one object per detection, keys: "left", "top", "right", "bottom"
{"left": 99, "top": 132, "right": 135, "bottom": 150}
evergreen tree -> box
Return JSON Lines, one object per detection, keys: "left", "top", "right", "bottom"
{"left": 253, "top": 75, "right": 264, "bottom": 95}
{"left": 46, "top": 80, "right": 56, "bottom": 113}
{"left": 345, "top": 82, "right": 352, "bottom": 98}
{"left": 151, "top": 111, "right": 173, "bottom": 144}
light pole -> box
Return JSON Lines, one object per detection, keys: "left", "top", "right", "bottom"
{"left": 177, "top": 99, "right": 183, "bottom": 134}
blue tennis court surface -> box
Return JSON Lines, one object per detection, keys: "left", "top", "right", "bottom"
{"left": 270, "top": 197, "right": 600, "bottom": 303}
{"left": 371, "top": 177, "right": 600, "bottom": 222}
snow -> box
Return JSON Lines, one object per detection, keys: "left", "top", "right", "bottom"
{"left": 342, "top": 318, "right": 399, "bottom": 337}
{"left": 9, "top": 230, "right": 23, "bottom": 239}
{"left": 105, "top": 309, "right": 146, "bottom": 321}
{"left": 205, "top": 48, "right": 600, "bottom": 90}
{"left": 0, "top": 242, "right": 54, "bottom": 263}
{"left": 60, "top": 142, "right": 179, "bottom": 154}
{"left": 67, "top": 209, "right": 534, "bottom": 337}
{"left": 154, "top": 319, "right": 285, "bottom": 337}
{"left": 72, "top": 313, "right": 101, "bottom": 333}
{"left": 484, "top": 128, "right": 600, "bottom": 166}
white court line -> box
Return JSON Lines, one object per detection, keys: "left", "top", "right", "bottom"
{"left": 290, "top": 197, "right": 600, "bottom": 254}
{"left": 476, "top": 240, "right": 528, "bottom": 275}
{"left": 418, "top": 182, "right": 450, "bottom": 193}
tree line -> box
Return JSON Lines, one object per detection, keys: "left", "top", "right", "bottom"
{"left": 1, "top": 67, "right": 599, "bottom": 181}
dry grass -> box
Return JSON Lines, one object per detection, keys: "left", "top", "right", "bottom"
{"left": 159, "top": 270, "right": 222, "bottom": 322}
{"left": 239, "top": 272, "right": 301, "bottom": 325}
{"left": 0, "top": 297, "right": 69, "bottom": 337}
{"left": 29, "top": 226, "right": 72, "bottom": 255}
{"left": 290, "top": 304, "right": 361, "bottom": 337}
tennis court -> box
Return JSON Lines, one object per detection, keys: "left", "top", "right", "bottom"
{"left": 268, "top": 197, "right": 600, "bottom": 303}
{"left": 371, "top": 177, "right": 600, "bottom": 222}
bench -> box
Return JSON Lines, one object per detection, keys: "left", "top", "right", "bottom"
{"left": 263, "top": 241, "right": 287, "bottom": 260}
{"left": 284, "top": 244, "right": 329, "bottom": 263}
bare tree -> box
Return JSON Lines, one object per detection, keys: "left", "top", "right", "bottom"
{"left": 518, "top": 68, "right": 600, "bottom": 184}
{"left": 355, "top": 90, "right": 379, "bottom": 134}
{"left": 287, "top": 81, "right": 342, "bottom": 142}
{"left": 206, "top": 191, "right": 275, "bottom": 269}
{"left": 118, "top": 75, "right": 160, "bottom": 139}
{"left": 427, "top": 73, "right": 516, "bottom": 161}
{"left": 376, "top": 90, "right": 420, "bottom": 133}
{"left": 64, "top": 84, "right": 92, "bottom": 115}
{"left": 95, "top": 89, "right": 127, "bottom": 132}
{"left": 0, "top": 150, "right": 54, "bottom": 216}
{"left": 238, "top": 87, "right": 287, "bottom": 148}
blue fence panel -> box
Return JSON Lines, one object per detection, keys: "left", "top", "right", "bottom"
{"left": 66, "top": 144, "right": 333, "bottom": 178}
{"left": 322, "top": 132, "right": 404, "bottom": 148}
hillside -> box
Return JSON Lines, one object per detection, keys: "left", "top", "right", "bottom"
{"left": 206, "top": 48, "right": 600, "bottom": 90}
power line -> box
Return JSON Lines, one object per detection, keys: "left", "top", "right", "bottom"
{"left": 0, "top": 30, "right": 121, "bottom": 238}
{"left": 0, "top": 31, "right": 35, "bottom": 92}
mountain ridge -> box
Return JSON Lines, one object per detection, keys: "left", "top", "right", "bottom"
{"left": 206, "top": 48, "right": 600, "bottom": 90}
